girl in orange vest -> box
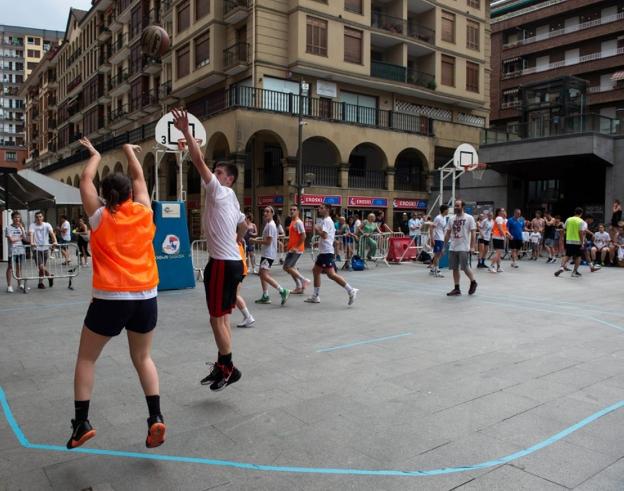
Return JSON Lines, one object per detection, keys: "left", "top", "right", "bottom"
{"left": 67, "top": 138, "right": 165, "bottom": 450}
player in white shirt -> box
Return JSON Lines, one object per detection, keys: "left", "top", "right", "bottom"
{"left": 591, "top": 224, "right": 612, "bottom": 266}
{"left": 29, "top": 211, "right": 58, "bottom": 289}
{"left": 305, "top": 203, "right": 358, "bottom": 305}
{"left": 252, "top": 206, "right": 290, "bottom": 305}
{"left": 477, "top": 211, "right": 493, "bottom": 268}
{"left": 429, "top": 204, "right": 449, "bottom": 278}
{"left": 529, "top": 231, "right": 542, "bottom": 260}
{"left": 444, "top": 200, "right": 478, "bottom": 296}
{"left": 173, "top": 109, "right": 247, "bottom": 391}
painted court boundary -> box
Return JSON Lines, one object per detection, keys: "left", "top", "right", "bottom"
{"left": 1, "top": 387, "right": 623, "bottom": 477}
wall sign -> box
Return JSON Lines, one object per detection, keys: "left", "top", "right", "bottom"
{"left": 348, "top": 196, "right": 388, "bottom": 208}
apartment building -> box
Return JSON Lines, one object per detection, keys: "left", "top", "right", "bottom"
{"left": 1, "top": 25, "right": 63, "bottom": 168}
{"left": 472, "top": 0, "right": 624, "bottom": 221}
{"left": 25, "top": 0, "right": 490, "bottom": 232}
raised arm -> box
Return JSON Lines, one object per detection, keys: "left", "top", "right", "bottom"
{"left": 78, "top": 138, "right": 102, "bottom": 217}
{"left": 171, "top": 109, "right": 212, "bottom": 184}
{"left": 123, "top": 144, "right": 150, "bottom": 207}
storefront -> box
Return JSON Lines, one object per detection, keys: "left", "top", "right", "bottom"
{"left": 296, "top": 194, "right": 342, "bottom": 233}
{"left": 346, "top": 196, "right": 388, "bottom": 228}
{"left": 392, "top": 198, "right": 428, "bottom": 233}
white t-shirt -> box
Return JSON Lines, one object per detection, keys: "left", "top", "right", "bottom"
{"left": 5, "top": 224, "right": 25, "bottom": 256}
{"left": 529, "top": 232, "right": 541, "bottom": 244}
{"left": 593, "top": 231, "right": 610, "bottom": 249}
{"left": 89, "top": 206, "right": 158, "bottom": 300}
{"left": 433, "top": 214, "right": 447, "bottom": 242}
{"left": 447, "top": 214, "right": 476, "bottom": 252}
{"left": 408, "top": 218, "right": 422, "bottom": 237}
{"left": 318, "top": 216, "right": 335, "bottom": 254}
{"left": 29, "top": 222, "right": 54, "bottom": 251}
{"left": 480, "top": 219, "right": 493, "bottom": 241}
{"left": 261, "top": 220, "right": 278, "bottom": 260}
{"left": 202, "top": 177, "right": 245, "bottom": 260}
{"left": 60, "top": 220, "right": 71, "bottom": 241}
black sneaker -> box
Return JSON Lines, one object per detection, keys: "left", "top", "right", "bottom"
{"left": 572, "top": 271, "right": 582, "bottom": 277}
{"left": 468, "top": 280, "right": 478, "bottom": 295}
{"left": 66, "top": 419, "right": 96, "bottom": 449}
{"left": 38, "top": 282, "right": 46, "bottom": 289}
{"left": 210, "top": 364, "right": 241, "bottom": 391}
{"left": 48, "top": 275, "right": 54, "bottom": 287}
{"left": 200, "top": 362, "right": 223, "bottom": 386}
{"left": 554, "top": 269, "right": 563, "bottom": 277}
{"left": 446, "top": 288, "right": 461, "bottom": 296}
{"left": 146, "top": 414, "right": 166, "bottom": 448}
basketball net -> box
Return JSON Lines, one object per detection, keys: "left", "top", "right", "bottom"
{"left": 461, "top": 162, "right": 487, "bottom": 181}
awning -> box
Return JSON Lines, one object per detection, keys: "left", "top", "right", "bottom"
{"left": 0, "top": 168, "right": 82, "bottom": 209}
{"left": 611, "top": 71, "right": 624, "bottom": 81}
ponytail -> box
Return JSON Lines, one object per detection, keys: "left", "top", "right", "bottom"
{"left": 101, "top": 173, "right": 131, "bottom": 213}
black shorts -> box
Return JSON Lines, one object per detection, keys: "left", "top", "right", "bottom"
{"left": 204, "top": 258, "right": 243, "bottom": 318}
{"left": 565, "top": 243, "right": 582, "bottom": 258}
{"left": 85, "top": 297, "right": 158, "bottom": 337}
{"left": 478, "top": 238, "right": 490, "bottom": 245}
{"left": 315, "top": 253, "right": 336, "bottom": 270}
{"left": 492, "top": 238, "right": 505, "bottom": 250}
{"left": 509, "top": 239, "right": 523, "bottom": 250}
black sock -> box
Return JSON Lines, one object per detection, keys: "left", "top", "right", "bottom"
{"left": 218, "top": 352, "right": 232, "bottom": 367}
{"left": 145, "top": 395, "right": 161, "bottom": 417}
{"left": 74, "top": 400, "right": 90, "bottom": 422}
{"left": 455, "top": 284, "right": 460, "bottom": 290}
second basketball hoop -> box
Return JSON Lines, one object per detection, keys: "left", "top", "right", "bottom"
{"left": 155, "top": 111, "right": 207, "bottom": 151}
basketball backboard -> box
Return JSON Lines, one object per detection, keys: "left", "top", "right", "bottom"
{"left": 453, "top": 143, "right": 479, "bottom": 170}
{"left": 155, "top": 111, "right": 207, "bottom": 151}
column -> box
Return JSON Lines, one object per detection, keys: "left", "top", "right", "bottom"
{"left": 386, "top": 167, "right": 395, "bottom": 192}
{"left": 283, "top": 156, "right": 297, "bottom": 209}
{"left": 339, "top": 163, "right": 349, "bottom": 188}
{"left": 231, "top": 152, "right": 246, "bottom": 203}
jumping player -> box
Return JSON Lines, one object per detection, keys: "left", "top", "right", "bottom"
{"left": 67, "top": 139, "right": 165, "bottom": 450}
{"left": 172, "top": 109, "right": 246, "bottom": 391}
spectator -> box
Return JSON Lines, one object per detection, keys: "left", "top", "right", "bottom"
{"left": 5, "top": 211, "right": 27, "bottom": 292}
{"left": 29, "top": 211, "right": 58, "bottom": 289}
{"left": 74, "top": 217, "right": 90, "bottom": 267}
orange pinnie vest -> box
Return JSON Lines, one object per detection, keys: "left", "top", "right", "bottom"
{"left": 90, "top": 201, "right": 159, "bottom": 291}
{"left": 238, "top": 242, "right": 248, "bottom": 276}
{"left": 287, "top": 218, "right": 305, "bottom": 253}
{"left": 492, "top": 218, "right": 508, "bottom": 239}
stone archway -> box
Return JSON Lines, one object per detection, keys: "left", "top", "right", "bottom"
{"left": 114, "top": 161, "right": 123, "bottom": 174}
{"left": 347, "top": 142, "right": 388, "bottom": 189}
{"left": 394, "top": 148, "right": 427, "bottom": 192}
{"left": 205, "top": 131, "right": 231, "bottom": 163}
{"left": 245, "top": 130, "right": 287, "bottom": 187}
{"left": 73, "top": 175, "right": 79, "bottom": 188}
{"left": 101, "top": 165, "right": 111, "bottom": 179}
{"left": 143, "top": 152, "right": 156, "bottom": 199}
{"left": 300, "top": 136, "right": 340, "bottom": 187}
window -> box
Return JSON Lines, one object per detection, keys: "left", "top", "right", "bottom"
{"left": 194, "top": 31, "right": 210, "bottom": 68}
{"left": 466, "top": 61, "right": 479, "bottom": 92}
{"left": 27, "top": 37, "right": 35, "bottom": 45}
{"left": 195, "top": 0, "right": 210, "bottom": 19}
{"left": 467, "top": 20, "right": 480, "bottom": 51}
{"left": 345, "top": 0, "right": 363, "bottom": 14}
{"left": 27, "top": 49, "right": 37, "bottom": 57}
{"left": 441, "top": 55, "right": 455, "bottom": 87}
{"left": 177, "top": 1, "right": 190, "bottom": 33}
{"left": 441, "top": 11, "right": 455, "bottom": 43}
{"left": 27, "top": 62, "right": 37, "bottom": 70}
{"left": 344, "top": 27, "right": 363, "bottom": 64}
{"left": 6, "top": 151, "right": 16, "bottom": 161}
{"left": 306, "top": 16, "right": 327, "bottom": 56}
{"left": 176, "top": 44, "right": 190, "bottom": 79}
{"left": 467, "top": 0, "right": 480, "bottom": 8}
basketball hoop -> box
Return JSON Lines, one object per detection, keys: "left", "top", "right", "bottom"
{"left": 461, "top": 162, "right": 487, "bottom": 181}
{"left": 177, "top": 138, "right": 203, "bottom": 152}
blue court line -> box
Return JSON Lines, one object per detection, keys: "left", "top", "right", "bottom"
{"left": 1, "top": 386, "right": 623, "bottom": 477}
{"left": 317, "top": 332, "right": 413, "bottom": 353}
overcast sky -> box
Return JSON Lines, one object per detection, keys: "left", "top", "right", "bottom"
{"left": 0, "top": 0, "right": 93, "bottom": 32}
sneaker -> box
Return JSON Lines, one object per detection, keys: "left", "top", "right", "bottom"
{"left": 468, "top": 280, "right": 478, "bottom": 295}
{"left": 489, "top": 266, "right": 497, "bottom": 274}
{"left": 434, "top": 272, "right": 445, "bottom": 278}
{"left": 511, "top": 263, "right": 519, "bottom": 269}
{"left": 209, "top": 364, "right": 242, "bottom": 392}
{"left": 66, "top": 419, "right": 96, "bottom": 449}
{"left": 291, "top": 287, "right": 304, "bottom": 295}
{"left": 254, "top": 295, "right": 271, "bottom": 304}
{"left": 590, "top": 264, "right": 601, "bottom": 272}
{"left": 6, "top": 286, "right": 13, "bottom": 293}
{"left": 38, "top": 282, "right": 46, "bottom": 289}
{"left": 446, "top": 288, "right": 461, "bottom": 296}
{"left": 145, "top": 414, "right": 166, "bottom": 448}
{"left": 237, "top": 316, "right": 255, "bottom": 328}
{"left": 348, "top": 288, "right": 358, "bottom": 306}
{"left": 48, "top": 275, "right": 54, "bottom": 287}
{"left": 279, "top": 288, "right": 290, "bottom": 306}
{"left": 554, "top": 269, "right": 563, "bottom": 277}
{"left": 304, "top": 295, "right": 320, "bottom": 303}
{"left": 429, "top": 269, "right": 436, "bottom": 275}
{"left": 19, "top": 284, "right": 29, "bottom": 293}
{"left": 497, "top": 267, "right": 504, "bottom": 273}
{"left": 572, "top": 271, "right": 582, "bottom": 277}
{"left": 200, "top": 362, "right": 222, "bottom": 385}
{"left": 563, "top": 266, "right": 571, "bottom": 271}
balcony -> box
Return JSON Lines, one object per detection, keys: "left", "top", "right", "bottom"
{"left": 110, "top": 34, "right": 130, "bottom": 65}
{"left": 371, "top": 61, "right": 435, "bottom": 90}
{"left": 160, "top": 0, "right": 173, "bottom": 20}
{"left": 348, "top": 169, "right": 386, "bottom": 189}
{"left": 130, "top": 90, "right": 160, "bottom": 115}
{"left": 68, "top": 102, "right": 83, "bottom": 124}
{"left": 98, "top": 25, "right": 112, "bottom": 42}
{"left": 143, "top": 56, "right": 161, "bottom": 75}
{"left": 117, "top": 0, "right": 134, "bottom": 23}
{"left": 224, "top": 0, "right": 251, "bottom": 24}
{"left": 109, "top": 70, "right": 130, "bottom": 97}
{"left": 223, "top": 42, "right": 250, "bottom": 75}
{"left": 371, "top": 12, "right": 435, "bottom": 45}
{"left": 303, "top": 165, "right": 339, "bottom": 187}
{"left": 67, "top": 74, "right": 82, "bottom": 96}
{"left": 66, "top": 48, "right": 82, "bottom": 68}
{"left": 94, "top": 0, "right": 113, "bottom": 11}
{"left": 503, "top": 47, "right": 624, "bottom": 79}
{"left": 504, "top": 11, "right": 624, "bottom": 49}
{"left": 110, "top": 105, "right": 130, "bottom": 128}
{"left": 159, "top": 81, "right": 176, "bottom": 104}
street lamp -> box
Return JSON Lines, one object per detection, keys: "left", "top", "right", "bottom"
{"left": 296, "top": 79, "right": 309, "bottom": 210}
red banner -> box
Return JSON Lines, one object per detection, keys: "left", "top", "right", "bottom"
{"left": 257, "top": 195, "right": 284, "bottom": 206}
{"left": 393, "top": 198, "right": 428, "bottom": 210}
{"left": 243, "top": 196, "right": 252, "bottom": 206}
{"left": 348, "top": 196, "right": 388, "bottom": 208}
{"left": 295, "top": 194, "right": 342, "bottom": 206}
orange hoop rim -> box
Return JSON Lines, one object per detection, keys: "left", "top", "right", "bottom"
{"left": 461, "top": 162, "right": 487, "bottom": 172}
{"left": 177, "top": 137, "right": 203, "bottom": 151}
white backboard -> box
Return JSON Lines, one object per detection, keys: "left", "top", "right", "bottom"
{"left": 155, "top": 111, "right": 207, "bottom": 151}
{"left": 453, "top": 143, "right": 478, "bottom": 170}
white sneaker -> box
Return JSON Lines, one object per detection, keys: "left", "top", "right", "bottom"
{"left": 489, "top": 266, "right": 497, "bottom": 273}
{"left": 348, "top": 288, "right": 358, "bottom": 306}
{"left": 237, "top": 316, "right": 255, "bottom": 328}
{"left": 7, "top": 286, "right": 13, "bottom": 293}
{"left": 304, "top": 295, "right": 320, "bottom": 303}
{"left": 302, "top": 278, "right": 311, "bottom": 291}
{"left": 497, "top": 267, "right": 504, "bottom": 273}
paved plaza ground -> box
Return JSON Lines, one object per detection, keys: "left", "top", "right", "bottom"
{"left": 1, "top": 255, "right": 624, "bottom": 490}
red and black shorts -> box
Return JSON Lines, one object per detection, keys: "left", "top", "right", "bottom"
{"left": 203, "top": 258, "right": 244, "bottom": 318}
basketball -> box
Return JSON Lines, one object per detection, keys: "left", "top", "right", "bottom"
{"left": 141, "top": 25, "right": 170, "bottom": 57}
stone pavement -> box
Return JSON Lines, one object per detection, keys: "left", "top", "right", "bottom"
{"left": 1, "top": 255, "right": 624, "bottom": 490}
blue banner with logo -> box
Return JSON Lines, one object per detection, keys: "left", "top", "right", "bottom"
{"left": 152, "top": 201, "right": 195, "bottom": 291}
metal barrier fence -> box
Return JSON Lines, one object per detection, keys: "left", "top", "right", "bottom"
{"left": 191, "top": 240, "right": 209, "bottom": 280}
{"left": 10, "top": 244, "right": 81, "bottom": 292}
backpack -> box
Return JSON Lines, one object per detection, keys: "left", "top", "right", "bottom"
{"left": 351, "top": 255, "right": 365, "bottom": 271}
